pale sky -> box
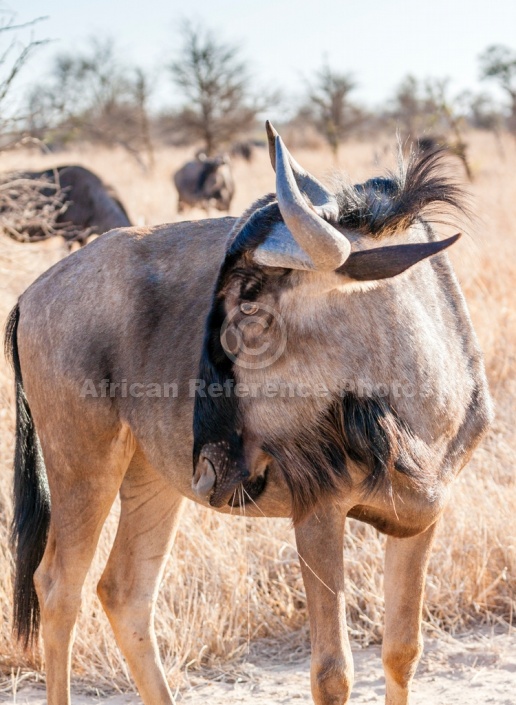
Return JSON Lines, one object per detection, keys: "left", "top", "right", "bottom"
{"left": 11, "top": 0, "right": 516, "bottom": 115}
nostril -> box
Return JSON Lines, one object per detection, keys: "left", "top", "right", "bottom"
{"left": 192, "top": 457, "right": 216, "bottom": 499}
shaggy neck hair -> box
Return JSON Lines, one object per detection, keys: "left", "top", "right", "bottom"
{"left": 193, "top": 146, "right": 464, "bottom": 522}
{"left": 262, "top": 393, "right": 429, "bottom": 524}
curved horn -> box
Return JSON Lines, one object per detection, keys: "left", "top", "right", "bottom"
{"left": 266, "top": 120, "right": 338, "bottom": 220}
{"left": 275, "top": 136, "right": 350, "bottom": 270}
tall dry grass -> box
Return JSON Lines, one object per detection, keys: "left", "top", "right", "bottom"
{"left": 0, "top": 133, "right": 514, "bottom": 692}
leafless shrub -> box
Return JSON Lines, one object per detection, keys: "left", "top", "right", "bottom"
{"left": 386, "top": 75, "right": 436, "bottom": 139}
{"left": 424, "top": 79, "right": 473, "bottom": 180}
{"left": 0, "top": 166, "right": 73, "bottom": 243}
{"left": 0, "top": 13, "right": 69, "bottom": 243}
{"left": 480, "top": 44, "right": 516, "bottom": 133}
{"left": 0, "top": 11, "right": 48, "bottom": 140}
{"left": 26, "top": 37, "right": 155, "bottom": 170}
{"left": 169, "top": 21, "right": 268, "bottom": 155}
{"left": 301, "top": 63, "right": 363, "bottom": 159}
{"left": 386, "top": 76, "right": 474, "bottom": 180}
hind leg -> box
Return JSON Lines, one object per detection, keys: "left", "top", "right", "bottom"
{"left": 33, "top": 424, "right": 135, "bottom": 705}
{"left": 97, "top": 454, "right": 185, "bottom": 705}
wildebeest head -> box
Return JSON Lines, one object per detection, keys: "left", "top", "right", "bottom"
{"left": 192, "top": 122, "right": 464, "bottom": 523}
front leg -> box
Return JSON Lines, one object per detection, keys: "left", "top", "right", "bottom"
{"left": 295, "top": 503, "right": 353, "bottom": 705}
{"left": 382, "top": 522, "right": 438, "bottom": 705}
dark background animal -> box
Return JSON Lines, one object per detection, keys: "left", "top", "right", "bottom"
{"left": 416, "top": 135, "right": 473, "bottom": 181}
{"left": 230, "top": 139, "right": 267, "bottom": 162}
{"left": 4, "top": 124, "right": 491, "bottom": 705}
{"left": 173, "top": 153, "right": 235, "bottom": 213}
{"left": 0, "top": 165, "right": 131, "bottom": 247}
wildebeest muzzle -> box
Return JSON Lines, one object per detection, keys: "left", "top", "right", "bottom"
{"left": 192, "top": 441, "right": 250, "bottom": 507}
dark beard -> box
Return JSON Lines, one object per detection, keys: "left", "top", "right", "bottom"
{"left": 263, "top": 392, "right": 426, "bottom": 524}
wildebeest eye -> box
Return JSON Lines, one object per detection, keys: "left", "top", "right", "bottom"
{"left": 240, "top": 302, "right": 259, "bottom": 315}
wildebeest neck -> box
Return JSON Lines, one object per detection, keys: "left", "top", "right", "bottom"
{"left": 262, "top": 393, "right": 425, "bottom": 523}
{"left": 192, "top": 202, "right": 285, "bottom": 505}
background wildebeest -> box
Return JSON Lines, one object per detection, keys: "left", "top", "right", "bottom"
{"left": 173, "top": 152, "right": 235, "bottom": 213}
{"left": 230, "top": 138, "right": 267, "bottom": 162}
{"left": 0, "top": 165, "right": 131, "bottom": 247}
{"left": 416, "top": 135, "right": 473, "bottom": 181}
{"left": 5, "top": 122, "right": 491, "bottom": 705}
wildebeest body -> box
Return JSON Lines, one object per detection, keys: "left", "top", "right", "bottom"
{"left": 2, "top": 165, "right": 131, "bottom": 245}
{"left": 6, "top": 126, "right": 492, "bottom": 705}
{"left": 173, "top": 155, "right": 234, "bottom": 213}
{"left": 14, "top": 216, "right": 488, "bottom": 523}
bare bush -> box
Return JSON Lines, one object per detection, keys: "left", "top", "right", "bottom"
{"left": 425, "top": 79, "right": 473, "bottom": 180}
{"left": 26, "top": 37, "right": 154, "bottom": 169}
{"left": 0, "top": 168, "right": 71, "bottom": 242}
{"left": 169, "top": 22, "right": 264, "bottom": 155}
{"left": 387, "top": 76, "right": 474, "bottom": 179}
{"left": 480, "top": 44, "right": 516, "bottom": 133}
{"left": 387, "top": 75, "right": 442, "bottom": 138}
{"left": 301, "top": 63, "right": 362, "bottom": 159}
{"left": 0, "top": 11, "right": 48, "bottom": 141}
{"left": 0, "top": 13, "right": 68, "bottom": 242}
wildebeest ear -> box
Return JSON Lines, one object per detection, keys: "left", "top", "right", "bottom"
{"left": 252, "top": 222, "right": 316, "bottom": 270}
{"left": 336, "top": 233, "right": 461, "bottom": 281}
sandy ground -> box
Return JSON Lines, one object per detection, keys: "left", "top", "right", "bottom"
{"left": 3, "top": 633, "right": 515, "bottom": 704}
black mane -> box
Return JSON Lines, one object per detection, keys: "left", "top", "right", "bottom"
{"left": 337, "top": 147, "right": 466, "bottom": 237}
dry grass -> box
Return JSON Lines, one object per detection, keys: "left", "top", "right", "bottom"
{"left": 0, "top": 132, "right": 514, "bottom": 693}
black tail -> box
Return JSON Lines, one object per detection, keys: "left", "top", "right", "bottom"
{"left": 4, "top": 304, "right": 51, "bottom": 648}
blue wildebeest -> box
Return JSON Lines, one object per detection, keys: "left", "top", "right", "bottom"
{"left": 415, "top": 135, "right": 473, "bottom": 181}
{"left": 2, "top": 165, "right": 131, "bottom": 247}
{"left": 230, "top": 138, "right": 267, "bottom": 162}
{"left": 5, "top": 121, "right": 491, "bottom": 705}
{"left": 173, "top": 152, "right": 235, "bottom": 214}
